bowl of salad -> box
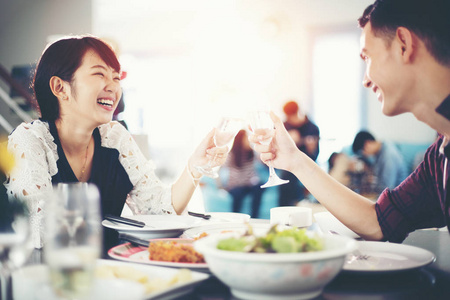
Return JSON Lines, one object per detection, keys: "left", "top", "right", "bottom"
{"left": 194, "top": 225, "right": 356, "bottom": 300}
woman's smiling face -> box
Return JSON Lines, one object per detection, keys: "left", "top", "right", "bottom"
{"left": 63, "top": 49, "right": 122, "bottom": 126}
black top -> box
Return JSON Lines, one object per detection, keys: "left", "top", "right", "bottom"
{"left": 48, "top": 121, "right": 134, "bottom": 256}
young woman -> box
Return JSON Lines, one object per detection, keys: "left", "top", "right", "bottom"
{"left": 5, "top": 35, "right": 227, "bottom": 252}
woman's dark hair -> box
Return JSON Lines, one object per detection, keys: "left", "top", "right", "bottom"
{"left": 33, "top": 35, "right": 121, "bottom": 121}
{"left": 231, "top": 130, "right": 254, "bottom": 168}
{"left": 358, "top": 0, "right": 450, "bottom": 67}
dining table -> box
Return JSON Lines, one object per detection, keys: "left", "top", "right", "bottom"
{"left": 21, "top": 222, "right": 450, "bottom": 300}
{"left": 166, "top": 227, "right": 450, "bottom": 300}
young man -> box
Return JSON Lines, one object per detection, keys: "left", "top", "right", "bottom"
{"left": 352, "top": 130, "right": 408, "bottom": 193}
{"left": 250, "top": 0, "right": 450, "bottom": 242}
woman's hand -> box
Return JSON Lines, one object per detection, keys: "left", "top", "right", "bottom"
{"left": 248, "top": 112, "right": 300, "bottom": 173}
{"left": 188, "top": 128, "right": 229, "bottom": 179}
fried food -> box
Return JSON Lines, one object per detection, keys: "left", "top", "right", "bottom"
{"left": 148, "top": 240, "right": 205, "bottom": 263}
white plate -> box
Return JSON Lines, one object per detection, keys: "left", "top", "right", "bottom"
{"left": 205, "top": 212, "right": 251, "bottom": 223}
{"left": 108, "top": 239, "right": 209, "bottom": 272}
{"left": 102, "top": 215, "right": 202, "bottom": 239}
{"left": 96, "top": 259, "right": 209, "bottom": 299}
{"left": 13, "top": 259, "right": 209, "bottom": 300}
{"left": 181, "top": 222, "right": 287, "bottom": 239}
{"left": 314, "top": 211, "right": 360, "bottom": 239}
{"left": 343, "top": 241, "right": 435, "bottom": 273}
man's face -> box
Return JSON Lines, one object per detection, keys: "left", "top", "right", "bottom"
{"left": 360, "top": 23, "right": 411, "bottom": 116}
{"left": 363, "top": 140, "right": 378, "bottom": 156}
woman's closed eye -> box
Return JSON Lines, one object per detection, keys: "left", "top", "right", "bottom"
{"left": 93, "top": 72, "right": 121, "bottom": 82}
{"left": 94, "top": 72, "right": 105, "bottom": 77}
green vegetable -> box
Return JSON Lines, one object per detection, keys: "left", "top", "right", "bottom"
{"left": 217, "top": 236, "right": 255, "bottom": 252}
{"left": 216, "top": 225, "right": 323, "bottom": 253}
{"left": 272, "top": 236, "right": 299, "bottom": 253}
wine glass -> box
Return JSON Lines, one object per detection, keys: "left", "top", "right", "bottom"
{"left": 0, "top": 197, "right": 32, "bottom": 300}
{"left": 44, "top": 183, "right": 102, "bottom": 300}
{"left": 248, "top": 110, "right": 289, "bottom": 188}
{"left": 196, "top": 117, "right": 243, "bottom": 178}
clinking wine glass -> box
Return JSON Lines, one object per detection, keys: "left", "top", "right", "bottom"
{"left": 196, "top": 117, "right": 243, "bottom": 178}
{"left": 44, "top": 183, "right": 102, "bottom": 300}
{"left": 249, "top": 110, "right": 289, "bottom": 188}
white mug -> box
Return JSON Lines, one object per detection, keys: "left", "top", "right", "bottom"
{"left": 270, "top": 206, "right": 312, "bottom": 228}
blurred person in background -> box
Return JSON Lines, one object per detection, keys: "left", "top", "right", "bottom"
{"left": 352, "top": 130, "right": 408, "bottom": 194}
{"left": 327, "top": 152, "right": 351, "bottom": 187}
{"left": 223, "top": 130, "right": 264, "bottom": 218}
{"left": 328, "top": 150, "right": 377, "bottom": 196}
{"left": 278, "top": 100, "right": 320, "bottom": 206}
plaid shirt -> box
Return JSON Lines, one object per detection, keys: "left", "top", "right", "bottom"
{"left": 375, "top": 135, "right": 449, "bottom": 242}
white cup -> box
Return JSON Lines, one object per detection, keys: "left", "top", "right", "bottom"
{"left": 270, "top": 206, "right": 312, "bottom": 228}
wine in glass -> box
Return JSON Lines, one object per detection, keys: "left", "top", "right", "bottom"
{"left": 248, "top": 110, "right": 289, "bottom": 188}
{"left": 196, "top": 117, "right": 242, "bottom": 178}
{"left": 0, "top": 197, "right": 32, "bottom": 300}
{"left": 44, "top": 183, "right": 102, "bottom": 300}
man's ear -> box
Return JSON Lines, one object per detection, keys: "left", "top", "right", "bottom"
{"left": 49, "top": 76, "right": 68, "bottom": 101}
{"left": 395, "top": 27, "right": 415, "bottom": 63}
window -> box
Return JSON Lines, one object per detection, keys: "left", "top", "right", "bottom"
{"left": 311, "top": 29, "right": 365, "bottom": 168}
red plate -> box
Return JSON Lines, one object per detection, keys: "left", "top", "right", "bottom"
{"left": 108, "top": 238, "right": 209, "bottom": 272}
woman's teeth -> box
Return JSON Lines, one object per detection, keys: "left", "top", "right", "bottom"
{"left": 97, "top": 99, "right": 113, "bottom": 107}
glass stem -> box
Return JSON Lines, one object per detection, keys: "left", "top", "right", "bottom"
{"left": 268, "top": 160, "right": 277, "bottom": 177}
{"left": 0, "top": 272, "right": 12, "bottom": 300}
{"left": 0, "top": 247, "right": 12, "bottom": 300}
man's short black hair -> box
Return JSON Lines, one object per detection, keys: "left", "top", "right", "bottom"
{"left": 358, "top": 0, "right": 450, "bottom": 67}
{"left": 352, "top": 130, "right": 376, "bottom": 154}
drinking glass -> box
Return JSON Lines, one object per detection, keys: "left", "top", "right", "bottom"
{"left": 0, "top": 197, "right": 32, "bottom": 300}
{"left": 196, "top": 117, "right": 242, "bottom": 178}
{"left": 248, "top": 110, "right": 289, "bottom": 188}
{"left": 44, "top": 183, "right": 102, "bottom": 300}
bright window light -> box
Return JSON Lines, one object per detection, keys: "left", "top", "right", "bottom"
{"left": 312, "top": 31, "right": 363, "bottom": 167}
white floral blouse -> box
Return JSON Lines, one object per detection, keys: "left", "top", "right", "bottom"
{"left": 6, "top": 120, "right": 175, "bottom": 248}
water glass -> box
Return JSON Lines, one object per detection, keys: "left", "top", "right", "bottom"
{"left": 44, "top": 183, "right": 102, "bottom": 300}
{"left": 0, "top": 197, "right": 32, "bottom": 300}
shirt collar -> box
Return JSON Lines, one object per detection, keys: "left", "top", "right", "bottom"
{"left": 439, "top": 136, "right": 450, "bottom": 157}
{"left": 435, "top": 94, "right": 450, "bottom": 120}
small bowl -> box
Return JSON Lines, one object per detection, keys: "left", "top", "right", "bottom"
{"left": 194, "top": 231, "right": 356, "bottom": 300}
{"left": 314, "top": 212, "right": 360, "bottom": 239}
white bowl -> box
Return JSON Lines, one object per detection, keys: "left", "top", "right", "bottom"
{"left": 194, "top": 232, "right": 356, "bottom": 300}
{"left": 314, "top": 211, "right": 360, "bottom": 239}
